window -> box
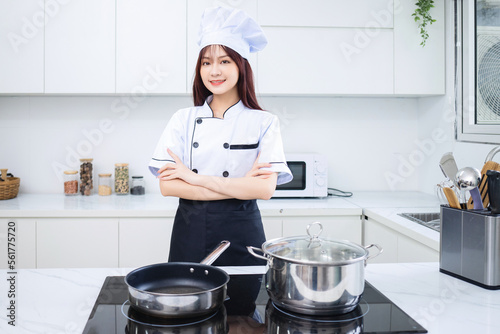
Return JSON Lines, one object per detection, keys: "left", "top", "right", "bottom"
{"left": 457, "top": 0, "right": 500, "bottom": 144}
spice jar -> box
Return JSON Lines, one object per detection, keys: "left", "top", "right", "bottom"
{"left": 63, "top": 170, "right": 79, "bottom": 196}
{"left": 114, "top": 163, "right": 129, "bottom": 195}
{"left": 98, "top": 173, "right": 112, "bottom": 196}
{"left": 131, "top": 176, "right": 145, "bottom": 195}
{"left": 79, "top": 158, "right": 93, "bottom": 196}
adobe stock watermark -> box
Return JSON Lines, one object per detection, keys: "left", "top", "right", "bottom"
{"left": 7, "top": 0, "right": 73, "bottom": 54}
{"left": 340, "top": 0, "right": 403, "bottom": 63}
{"left": 409, "top": 278, "right": 468, "bottom": 328}
{"left": 384, "top": 98, "right": 456, "bottom": 190}
{"left": 51, "top": 65, "right": 169, "bottom": 180}
{"left": 269, "top": 106, "right": 296, "bottom": 130}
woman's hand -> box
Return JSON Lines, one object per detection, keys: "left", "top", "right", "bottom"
{"left": 246, "top": 153, "right": 274, "bottom": 179}
{"left": 157, "top": 149, "right": 199, "bottom": 185}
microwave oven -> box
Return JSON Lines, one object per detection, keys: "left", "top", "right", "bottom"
{"left": 272, "top": 153, "right": 328, "bottom": 198}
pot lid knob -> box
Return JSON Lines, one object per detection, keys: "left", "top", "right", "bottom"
{"left": 306, "top": 222, "right": 323, "bottom": 248}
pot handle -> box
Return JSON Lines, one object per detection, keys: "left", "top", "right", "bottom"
{"left": 364, "top": 244, "right": 383, "bottom": 262}
{"left": 246, "top": 246, "right": 270, "bottom": 262}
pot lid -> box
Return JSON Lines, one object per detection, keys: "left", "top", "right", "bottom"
{"left": 262, "top": 222, "right": 368, "bottom": 265}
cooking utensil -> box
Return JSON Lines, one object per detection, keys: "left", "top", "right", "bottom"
{"left": 125, "top": 240, "right": 230, "bottom": 318}
{"left": 487, "top": 170, "right": 500, "bottom": 215}
{"left": 442, "top": 187, "right": 461, "bottom": 209}
{"left": 439, "top": 152, "right": 459, "bottom": 186}
{"left": 467, "top": 161, "right": 500, "bottom": 209}
{"left": 456, "top": 167, "right": 483, "bottom": 210}
{"left": 247, "top": 222, "right": 382, "bottom": 316}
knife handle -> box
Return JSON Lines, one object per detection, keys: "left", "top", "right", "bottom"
{"left": 470, "top": 187, "right": 484, "bottom": 210}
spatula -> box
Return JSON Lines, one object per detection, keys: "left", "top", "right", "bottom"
{"left": 467, "top": 161, "right": 500, "bottom": 209}
{"left": 439, "top": 152, "right": 459, "bottom": 186}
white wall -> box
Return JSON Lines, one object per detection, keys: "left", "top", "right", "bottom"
{"left": 416, "top": 0, "right": 500, "bottom": 195}
{"left": 0, "top": 95, "right": 420, "bottom": 194}
{"left": 4, "top": 0, "right": 495, "bottom": 197}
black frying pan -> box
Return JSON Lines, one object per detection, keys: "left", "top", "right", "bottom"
{"left": 125, "top": 241, "right": 230, "bottom": 318}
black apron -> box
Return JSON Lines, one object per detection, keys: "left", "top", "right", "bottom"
{"left": 168, "top": 198, "right": 267, "bottom": 266}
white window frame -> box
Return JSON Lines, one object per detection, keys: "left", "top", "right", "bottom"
{"left": 456, "top": 0, "right": 500, "bottom": 144}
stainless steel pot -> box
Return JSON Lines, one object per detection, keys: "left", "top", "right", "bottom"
{"left": 247, "top": 223, "right": 382, "bottom": 315}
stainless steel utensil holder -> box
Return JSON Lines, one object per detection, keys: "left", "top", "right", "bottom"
{"left": 440, "top": 205, "right": 500, "bottom": 289}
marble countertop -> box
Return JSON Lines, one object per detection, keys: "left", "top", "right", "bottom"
{"left": 0, "top": 193, "right": 364, "bottom": 217}
{"left": 0, "top": 191, "right": 439, "bottom": 217}
{"left": 1, "top": 262, "right": 498, "bottom": 334}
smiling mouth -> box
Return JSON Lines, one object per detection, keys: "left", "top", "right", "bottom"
{"left": 210, "top": 80, "right": 225, "bottom": 86}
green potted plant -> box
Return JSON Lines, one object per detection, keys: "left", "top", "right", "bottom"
{"left": 412, "top": 0, "right": 436, "bottom": 46}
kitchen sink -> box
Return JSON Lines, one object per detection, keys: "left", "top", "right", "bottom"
{"left": 398, "top": 212, "right": 441, "bottom": 232}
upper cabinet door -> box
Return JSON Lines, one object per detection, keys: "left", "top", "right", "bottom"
{"left": 394, "top": 0, "right": 445, "bottom": 95}
{"left": 257, "top": 27, "right": 394, "bottom": 95}
{"left": 116, "top": 0, "right": 186, "bottom": 94}
{"left": 0, "top": 0, "right": 44, "bottom": 93}
{"left": 45, "top": 0, "right": 115, "bottom": 93}
{"left": 258, "top": 0, "right": 394, "bottom": 28}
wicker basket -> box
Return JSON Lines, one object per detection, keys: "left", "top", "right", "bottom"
{"left": 0, "top": 169, "right": 20, "bottom": 200}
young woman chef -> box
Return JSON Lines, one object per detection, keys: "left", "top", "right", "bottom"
{"left": 148, "top": 7, "right": 292, "bottom": 266}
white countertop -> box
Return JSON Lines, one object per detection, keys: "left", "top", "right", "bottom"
{"left": 1, "top": 262, "right": 498, "bottom": 334}
{"left": 0, "top": 191, "right": 440, "bottom": 217}
{"left": 0, "top": 193, "right": 363, "bottom": 217}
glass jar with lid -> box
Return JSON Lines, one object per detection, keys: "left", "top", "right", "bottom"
{"left": 98, "top": 173, "right": 112, "bottom": 196}
{"left": 63, "top": 170, "right": 79, "bottom": 196}
{"left": 79, "top": 158, "right": 93, "bottom": 196}
{"left": 114, "top": 163, "right": 129, "bottom": 195}
{"left": 131, "top": 176, "right": 145, "bottom": 195}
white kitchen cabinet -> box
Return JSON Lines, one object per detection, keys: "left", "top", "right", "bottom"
{"left": 186, "top": 0, "right": 258, "bottom": 93}
{"left": 393, "top": 0, "right": 445, "bottom": 95}
{"left": 0, "top": 0, "right": 44, "bottom": 93}
{"left": 44, "top": 0, "right": 115, "bottom": 93}
{"left": 261, "top": 218, "right": 282, "bottom": 240}
{"left": 257, "top": 27, "right": 394, "bottom": 95}
{"left": 363, "top": 216, "right": 438, "bottom": 263}
{"left": 282, "top": 216, "right": 362, "bottom": 244}
{"left": 116, "top": 0, "right": 186, "bottom": 94}
{"left": 36, "top": 218, "right": 119, "bottom": 268}
{"left": 119, "top": 218, "right": 174, "bottom": 268}
{"left": 0, "top": 219, "right": 36, "bottom": 269}
{"left": 257, "top": 0, "right": 394, "bottom": 28}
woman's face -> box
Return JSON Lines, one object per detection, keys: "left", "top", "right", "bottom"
{"left": 200, "top": 45, "right": 240, "bottom": 98}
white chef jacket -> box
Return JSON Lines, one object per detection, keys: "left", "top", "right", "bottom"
{"left": 149, "top": 96, "right": 292, "bottom": 185}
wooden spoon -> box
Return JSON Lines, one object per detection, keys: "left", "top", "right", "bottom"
{"left": 443, "top": 187, "right": 461, "bottom": 209}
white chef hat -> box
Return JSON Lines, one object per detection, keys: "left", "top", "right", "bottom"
{"left": 198, "top": 7, "right": 267, "bottom": 59}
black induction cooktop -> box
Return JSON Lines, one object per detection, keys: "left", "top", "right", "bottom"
{"left": 82, "top": 274, "right": 427, "bottom": 333}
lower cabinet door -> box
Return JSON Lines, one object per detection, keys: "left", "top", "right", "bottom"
{"left": 119, "top": 218, "right": 174, "bottom": 268}
{"left": 36, "top": 218, "right": 119, "bottom": 268}
{"left": 261, "top": 218, "right": 282, "bottom": 241}
{"left": 364, "top": 217, "right": 439, "bottom": 263}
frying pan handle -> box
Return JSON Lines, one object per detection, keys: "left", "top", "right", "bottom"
{"left": 200, "top": 240, "right": 231, "bottom": 265}
{"left": 247, "top": 246, "right": 270, "bottom": 262}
